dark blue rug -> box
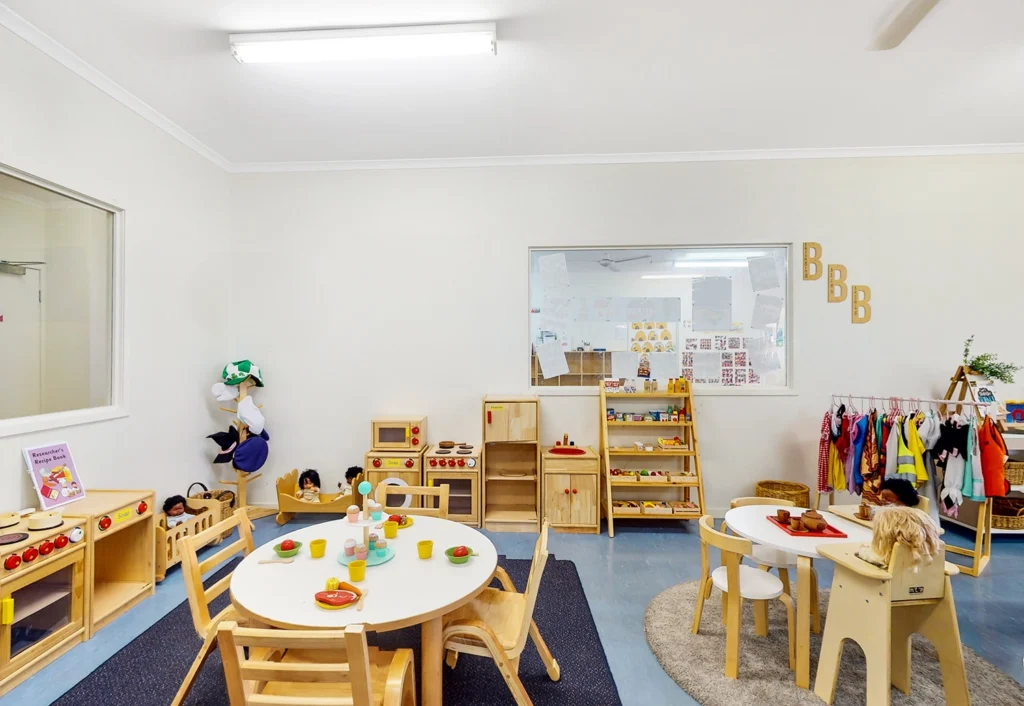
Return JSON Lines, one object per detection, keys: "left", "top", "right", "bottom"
{"left": 52, "top": 555, "right": 620, "bottom": 706}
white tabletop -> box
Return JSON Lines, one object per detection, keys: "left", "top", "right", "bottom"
{"left": 230, "top": 516, "right": 498, "bottom": 631}
{"left": 724, "top": 505, "right": 873, "bottom": 559}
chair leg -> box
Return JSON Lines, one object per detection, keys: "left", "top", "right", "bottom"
{"left": 692, "top": 576, "right": 711, "bottom": 634}
{"left": 912, "top": 581, "right": 970, "bottom": 706}
{"left": 530, "top": 620, "right": 560, "bottom": 681}
{"left": 754, "top": 600, "right": 769, "bottom": 637}
{"left": 778, "top": 592, "right": 796, "bottom": 670}
{"left": 493, "top": 649, "right": 535, "bottom": 706}
{"left": 724, "top": 591, "right": 742, "bottom": 679}
{"left": 721, "top": 589, "right": 728, "bottom": 626}
{"left": 171, "top": 631, "right": 218, "bottom": 706}
{"left": 864, "top": 646, "right": 892, "bottom": 706}
{"left": 890, "top": 607, "right": 913, "bottom": 695}
{"left": 812, "top": 628, "right": 846, "bottom": 704}
{"left": 810, "top": 566, "right": 821, "bottom": 634}
{"left": 445, "top": 649, "right": 459, "bottom": 670}
{"left": 778, "top": 567, "right": 791, "bottom": 596}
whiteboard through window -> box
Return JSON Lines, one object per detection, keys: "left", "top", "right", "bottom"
{"left": 529, "top": 246, "right": 790, "bottom": 390}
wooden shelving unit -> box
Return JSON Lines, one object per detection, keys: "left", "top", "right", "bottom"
{"left": 482, "top": 396, "right": 541, "bottom": 532}
{"left": 531, "top": 351, "right": 612, "bottom": 387}
{"left": 600, "top": 386, "right": 705, "bottom": 537}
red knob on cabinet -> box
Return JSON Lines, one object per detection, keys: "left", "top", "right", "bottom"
{"left": 411, "top": 426, "right": 420, "bottom": 434}
{"left": 449, "top": 459, "right": 457, "bottom": 467}
{"left": 429, "top": 459, "right": 438, "bottom": 467}
{"left": 572, "top": 489, "right": 578, "bottom": 495}
{"left": 4, "top": 555, "right": 21, "bottom": 571}
{"left": 22, "top": 547, "right": 38, "bottom": 562}
{"left": 138, "top": 501, "right": 148, "bottom": 514}
{"left": 564, "top": 488, "right": 570, "bottom": 494}
{"left": 372, "top": 458, "right": 382, "bottom": 468}
{"left": 411, "top": 438, "right": 419, "bottom": 446}
{"left": 54, "top": 535, "right": 69, "bottom": 549}
{"left": 39, "top": 541, "right": 54, "bottom": 555}
{"left": 405, "top": 459, "right": 414, "bottom": 468}
{"left": 99, "top": 516, "right": 112, "bottom": 531}
{"left": 458, "top": 459, "right": 466, "bottom": 467}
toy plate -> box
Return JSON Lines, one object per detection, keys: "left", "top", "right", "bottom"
{"left": 337, "top": 546, "right": 395, "bottom": 567}
{"left": 380, "top": 516, "right": 414, "bottom": 530}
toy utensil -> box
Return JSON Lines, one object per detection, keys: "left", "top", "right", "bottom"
{"left": 356, "top": 588, "right": 370, "bottom": 612}
{"left": 259, "top": 558, "right": 294, "bottom": 565}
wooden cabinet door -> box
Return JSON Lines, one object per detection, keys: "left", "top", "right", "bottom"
{"left": 485, "top": 403, "right": 537, "bottom": 442}
{"left": 544, "top": 473, "right": 571, "bottom": 525}
{"left": 570, "top": 475, "right": 598, "bottom": 526}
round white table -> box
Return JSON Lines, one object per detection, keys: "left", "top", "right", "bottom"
{"left": 724, "top": 504, "right": 873, "bottom": 690}
{"left": 231, "top": 516, "right": 498, "bottom": 706}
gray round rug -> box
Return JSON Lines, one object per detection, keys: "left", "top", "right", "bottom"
{"left": 645, "top": 581, "right": 1024, "bottom": 706}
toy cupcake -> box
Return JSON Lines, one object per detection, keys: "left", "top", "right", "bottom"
{"left": 375, "top": 538, "right": 388, "bottom": 558}
{"left": 355, "top": 544, "right": 368, "bottom": 561}
{"left": 347, "top": 504, "right": 361, "bottom": 523}
{"left": 343, "top": 538, "right": 356, "bottom": 557}
{"left": 368, "top": 533, "right": 379, "bottom": 550}
{"left": 370, "top": 502, "right": 383, "bottom": 521}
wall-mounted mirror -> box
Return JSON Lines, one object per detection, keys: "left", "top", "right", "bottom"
{"left": 0, "top": 169, "right": 115, "bottom": 422}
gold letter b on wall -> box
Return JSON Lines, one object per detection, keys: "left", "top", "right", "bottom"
{"left": 828, "top": 264, "right": 848, "bottom": 303}
{"left": 803, "top": 242, "right": 822, "bottom": 280}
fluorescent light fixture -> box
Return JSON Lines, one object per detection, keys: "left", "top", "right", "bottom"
{"left": 641, "top": 274, "right": 698, "bottom": 280}
{"left": 229, "top": 23, "right": 497, "bottom": 63}
{"left": 680, "top": 250, "right": 766, "bottom": 260}
{"left": 674, "top": 261, "right": 749, "bottom": 268}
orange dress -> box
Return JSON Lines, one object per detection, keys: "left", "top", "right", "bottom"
{"left": 978, "top": 416, "right": 1009, "bottom": 497}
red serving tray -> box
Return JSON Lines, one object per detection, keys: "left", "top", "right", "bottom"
{"left": 766, "top": 515, "right": 848, "bottom": 538}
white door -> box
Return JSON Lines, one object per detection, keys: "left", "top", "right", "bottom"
{"left": 0, "top": 267, "right": 42, "bottom": 419}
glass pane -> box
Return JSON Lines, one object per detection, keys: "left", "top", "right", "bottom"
{"left": 9, "top": 564, "right": 73, "bottom": 658}
{"left": 450, "top": 495, "right": 472, "bottom": 516}
{"left": 0, "top": 171, "right": 114, "bottom": 419}
{"left": 377, "top": 427, "right": 406, "bottom": 443}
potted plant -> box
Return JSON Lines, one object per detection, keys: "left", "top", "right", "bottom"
{"left": 962, "top": 335, "right": 1021, "bottom": 387}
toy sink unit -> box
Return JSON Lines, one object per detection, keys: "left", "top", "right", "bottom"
{"left": 549, "top": 446, "right": 586, "bottom": 456}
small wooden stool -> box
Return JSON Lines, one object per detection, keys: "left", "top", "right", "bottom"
{"left": 814, "top": 543, "right": 969, "bottom": 706}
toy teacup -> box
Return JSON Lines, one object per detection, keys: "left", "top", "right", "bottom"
{"left": 788, "top": 516, "right": 804, "bottom": 532}
{"left": 776, "top": 509, "right": 791, "bottom": 524}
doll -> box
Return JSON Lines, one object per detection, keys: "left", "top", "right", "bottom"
{"left": 855, "top": 505, "right": 940, "bottom": 569}
{"left": 340, "top": 466, "right": 363, "bottom": 496}
{"left": 878, "top": 477, "right": 920, "bottom": 508}
{"left": 163, "top": 495, "right": 189, "bottom": 528}
{"left": 295, "top": 469, "right": 321, "bottom": 503}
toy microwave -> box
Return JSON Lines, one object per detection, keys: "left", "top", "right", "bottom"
{"left": 371, "top": 416, "right": 427, "bottom": 451}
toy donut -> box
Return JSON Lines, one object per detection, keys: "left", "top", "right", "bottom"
{"left": 315, "top": 590, "right": 358, "bottom": 610}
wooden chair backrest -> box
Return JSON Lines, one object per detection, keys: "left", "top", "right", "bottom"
{"left": 698, "top": 515, "right": 752, "bottom": 593}
{"left": 178, "top": 507, "right": 254, "bottom": 637}
{"left": 730, "top": 497, "right": 795, "bottom": 509}
{"left": 218, "top": 621, "right": 374, "bottom": 706}
{"left": 378, "top": 484, "right": 449, "bottom": 519}
{"left": 887, "top": 542, "right": 946, "bottom": 602}
{"left": 511, "top": 521, "right": 550, "bottom": 653}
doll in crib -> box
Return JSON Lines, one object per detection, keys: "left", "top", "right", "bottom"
{"left": 295, "top": 469, "right": 322, "bottom": 503}
{"left": 163, "top": 495, "right": 189, "bottom": 528}
{"left": 340, "top": 466, "right": 363, "bottom": 496}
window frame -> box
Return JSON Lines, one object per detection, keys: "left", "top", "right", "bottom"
{"left": 527, "top": 244, "right": 796, "bottom": 397}
{"left": 0, "top": 161, "right": 127, "bottom": 438}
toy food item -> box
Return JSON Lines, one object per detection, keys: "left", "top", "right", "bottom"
{"left": 325, "top": 577, "right": 340, "bottom": 590}
{"left": 315, "top": 590, "right": 357, "bottom": 610}
{"left": 355, "top": 544, "right": 368, "bottom": 561}
{"left": 368, "top": 533, "right": 379, "bottom": 549}
{"left": 347, "top": 505, "right": 361, "bottom": 523}
{"left": 453, "top": 546, "right": 469, "bottom": 558}
{"left": 280, "top": 539, "right": 295, "bottom": 551}
{"left": 389, "top": 514, "right": 402, "bottom": 524}
{"left": 344, "top": 538, "right": 356, "bottom": 556}
{"left": 375, "top": 539, "right": 388, "bottom": 557}
{"left": 445, "top": 545, "right": 473, "bottom": 564}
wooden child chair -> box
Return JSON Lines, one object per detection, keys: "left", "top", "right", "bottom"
{"left": 172, "top": 508, "right": 255, "bottom": 706}
{"left": 378, "top": 484, "right": 450, "bottom": 519}
{"left": 721, "top": 497, "right": 821, "bottom": 632}
{"left": 218, "top": 621, "right": 417, "bottom": 706}
{"left": 442, "top": 521, "right": 560, "bottom": 706}
{"left": 814, "top": 542, "right": 969, "bottom": 706}
{"left": 693, "top": 515, "right": 796, "bottom": 679}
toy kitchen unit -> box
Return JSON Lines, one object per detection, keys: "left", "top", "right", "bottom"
{"left": 425, "top": 443, "right": 481, "bottom": 527}
{"left": 366, "top": 417, "right": 428, "bottom": 508}
{"left": 0, "top": 511, "right": 87, "bottom": 696}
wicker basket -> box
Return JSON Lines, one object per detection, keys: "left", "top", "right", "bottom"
{"left": 189, "top": 483, "right": 236, "bottom": 539}
{"left": 1005, "top": 461, "right": 1024, "bottom": 486}
{"left": 755, "top": 480, "right": 810, "bottom": 508}
{"left": 992, "top": 507, "right": 1024, "bottom": 531}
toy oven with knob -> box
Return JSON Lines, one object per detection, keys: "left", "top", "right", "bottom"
{"left": 370, "top": 416, "right": 427, "bottom": 451}
{"left": 364, "top": 450, "right": 424, "bottom": 509}
{"left": 0, "top": 518, "right": 86, "bottom": 695}
{"left": 424, "top": 444, "right": 481, "bottom": 527}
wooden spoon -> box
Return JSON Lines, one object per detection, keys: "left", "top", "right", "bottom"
{"left": 259, "top": 558, "right": 294, "bottom": 565}
{"left": 356, "top": 588, "right": 370, "bottom": 612}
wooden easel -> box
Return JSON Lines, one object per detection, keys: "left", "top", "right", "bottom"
{"left": 939, "top": 365, "right": 993, "bottom": 578}
{"left": 218, "top": 379, "right": 275, "bottom": 520}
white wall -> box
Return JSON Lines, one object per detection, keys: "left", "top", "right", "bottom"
{"left": 232, "top": 158, "right": 1024, "bottom": 510}
{"left": 0, "top": 26, "right": 236, "bottom": 512}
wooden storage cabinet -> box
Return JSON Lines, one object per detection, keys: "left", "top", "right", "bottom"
{"left": 484, "top": 399, "right": 538, "bottom": 442}
{"left": 483, "top": 396, "right": 541, "bottom": 532}
{"left": 542, "top": 447, "right": 600, "bottom": 534}
{"left": 426, "top": 472, "right": 480, "bottom": 527}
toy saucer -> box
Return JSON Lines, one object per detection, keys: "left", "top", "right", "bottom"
{"left": 338, "top": 546, "right": 395, "bottom": 567}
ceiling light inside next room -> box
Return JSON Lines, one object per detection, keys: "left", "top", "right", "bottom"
{"left": 674, "top": 261, "right": 749, "bottom": 269}
{"left": 229, "top": 23, "right": 497, "bottom": 63}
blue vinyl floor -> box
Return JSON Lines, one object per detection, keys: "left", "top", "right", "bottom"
{"left": 5, "top": 515, "right": 1023, "bottom": 706}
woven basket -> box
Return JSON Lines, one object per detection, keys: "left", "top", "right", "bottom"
{"left": 755, "top": 480, "right": 810, "bottom": 508}
{"left": 1005, "top": 461, "right": 1024, "bottom": 486}
{"left": 188, "top": 483, "right": 235, "bottom": 539}
{"left": 992, "top": 507, "right": 1024, "bottom": 531}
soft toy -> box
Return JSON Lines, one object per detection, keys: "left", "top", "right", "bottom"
{"left": 855, "top": 506, "right": 941, "bottom": 570}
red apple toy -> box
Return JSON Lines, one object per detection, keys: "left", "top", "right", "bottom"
{"left": 389, "top": 514, "right": 402, "bottom": 524}
{"left": 280, "top": 539, "right": 295, "bottom": 551}
{"left": 453, "top": 546, "right": 469, "bottom": 558}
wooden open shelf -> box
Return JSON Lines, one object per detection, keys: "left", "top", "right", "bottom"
{"left": 605, "top": 421, "right": 691, "bottom": 427}
{"left": 610, "top": 478, "right": 699, "bottom": 487}
{"left": 608, "top": 448, "right": 695, "bottom": 456}
{"left": 92, "top": 581, "right": 151, "bottom": 623}
{"left": 483, "top": 396, "right": 541, "bottom": 533}
{"left": 604, "top": 392, "right": 689, "bottom": 399}
{"left": 486, "top": 474, "right": 538, "bottom": 482}
{"left": 485, "top": 506, "right": 538, "bottom": 523}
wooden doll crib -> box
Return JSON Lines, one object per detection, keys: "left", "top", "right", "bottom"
{"left": 274, "top": 468, "right": 364, "bottom": 526}
{"left": 155, "top": 496, "right": 222, "bottom": 582}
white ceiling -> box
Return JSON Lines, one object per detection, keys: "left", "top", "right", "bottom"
{"left": 3, "top": 0, "right": 1024, "bottom": 169}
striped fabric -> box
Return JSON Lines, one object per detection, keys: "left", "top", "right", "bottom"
{"left": 817, "top": 411, "right": 832, "bottom": 492}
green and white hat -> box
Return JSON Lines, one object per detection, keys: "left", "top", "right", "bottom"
{"left": 222, "top": 360, "right": 264, "bottom": 387}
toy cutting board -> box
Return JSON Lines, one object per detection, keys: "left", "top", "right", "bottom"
{"left": 766, "top": 515, "right": 848, "bottom": 538}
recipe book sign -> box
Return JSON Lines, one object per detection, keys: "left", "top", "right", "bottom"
{"left": 23, "top": 442, "right": 86, "bottom": 509}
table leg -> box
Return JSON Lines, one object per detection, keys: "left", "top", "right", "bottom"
{"left": 796, "top": 556, "right": 812, "bottom": 689}
{"left": 422, "top": 616, "right": 444, "bottom": 706}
